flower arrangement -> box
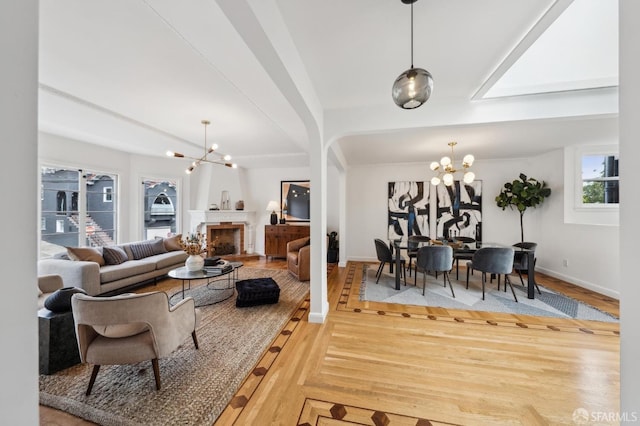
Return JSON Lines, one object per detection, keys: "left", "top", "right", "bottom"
{"left": 180, "top": 232, "right": 207, "bottom": 255}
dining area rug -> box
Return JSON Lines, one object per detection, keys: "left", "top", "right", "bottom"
{"left": 362, "top": 265, "right": 618, "bottom": 323}
{"left": 39, "top": 267, "right": 309, "bottom": 426}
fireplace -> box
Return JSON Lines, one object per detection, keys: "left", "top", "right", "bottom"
{"left": 207, "top": 224, "right": 244, "bottom": 257}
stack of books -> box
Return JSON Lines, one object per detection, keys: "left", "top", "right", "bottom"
{"left": 204, "top": 260, "right": 233, "bottom": 274}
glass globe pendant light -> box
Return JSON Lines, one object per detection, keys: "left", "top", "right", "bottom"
{"left": 392, "top": 0, "right": 433, "bottom": 109}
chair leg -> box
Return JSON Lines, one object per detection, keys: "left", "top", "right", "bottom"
{"left": 151, "top": 358, "right": 161, "bottom": 390}
{"left": 445, "top": 271, "right": 455, "bottom": 298}
{"left": 402, "top": 263, "right": 407, "bottom": 286}
{"left": 518, "top": 269, "right": 541, "bottom": 294}
{"left": 375, "top": 262, "right": 384, "bottom": 283}
{"left": 466, "top": 266, "right": 470, "bottom": 289}
{"left": 422, "top": 270, "right": 427, "bottom": 296}
{"left": 505, "top": 275, "right": 518, "bottom": 303}
{"left": 481, "top": 272, "right": 486, "bottom": 300}
{"left": 86, "top": 364, "right": 100, "bottom": 396}
{"left": 192, "top": 331, "right": 199, "bottom": 349}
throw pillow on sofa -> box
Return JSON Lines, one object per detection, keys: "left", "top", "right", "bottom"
{"left": 129, "top": 239, "right": 167, "bottom": 260}
{"left": 66, "top": 246, "right": 105, "bottom": 266}
{"left": 158, "top": 234, "right": 183, "bottom": 252}
{"left": 102, "top": 246, "right": 129, "bottom": 265}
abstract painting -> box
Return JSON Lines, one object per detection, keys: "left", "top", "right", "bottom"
{"left": 387, "top": 181, "right": 430, "bottom": 240}
{"left": 435, "top": 180, "right": 482, "bottom": 241}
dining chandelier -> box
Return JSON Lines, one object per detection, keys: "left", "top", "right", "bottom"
{"left": 166, "top": 120, "right": 237, "bottom": 174}
{"left": 391, "top": 0, "right": 433, "bottom": 109}
{"left": 430, "top": 142, "right": 475, "bottom": 186}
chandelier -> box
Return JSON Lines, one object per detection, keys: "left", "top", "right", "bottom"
{"left": 166, "top": 120, "right": 237, "bottom": 174}
{"left": 391, "top": 0, "right": 433, "bottom": 109}
{"left": 430, "top": 142, "right": 475, "bottom": 186}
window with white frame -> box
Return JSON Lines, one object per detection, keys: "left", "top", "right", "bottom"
{"left": 40, "top": 166, "right": 118, "bottom": 258}
{"left": 142, "top": 178, "right": 179, "bottom": 240}
{"left": 564, "top": 144, "right": 619, "bottom": 226}
{"left": 578, "top": 152, "right": 619, "bottom": 208}
{"left": 103, "top": 186, "right": 113, "bottom": 202}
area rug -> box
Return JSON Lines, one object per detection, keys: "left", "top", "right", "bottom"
{"left": 362, "top": 265, "right": 618, "bottom": 322}
{"left": 39, "top": 268, "right": 309, "bottom": 425}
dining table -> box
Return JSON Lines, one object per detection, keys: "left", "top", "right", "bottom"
{"left": 390, "top": 239, "right": 539, "bottom": 299}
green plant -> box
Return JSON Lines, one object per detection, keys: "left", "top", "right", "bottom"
{"left": 495, "top": 173, "right": 551, "bottom": 243}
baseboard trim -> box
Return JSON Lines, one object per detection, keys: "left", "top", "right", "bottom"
{"left": 536, "top": 267, "right": 620, "bottom": 300}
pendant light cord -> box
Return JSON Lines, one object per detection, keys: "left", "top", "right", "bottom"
{"left": 410, "top": 1, "right": 414, "bottom": 68}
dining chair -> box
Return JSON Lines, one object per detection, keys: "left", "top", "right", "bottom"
{"left": 466, "top": 247, "right": 517, "bottom": 302}
{"left": 374, "top": 238, "right": 406, "bottom": 285}
{"left": 513, "top": 242, "right": 540, "bottom": 294}
{"left": 452, "top": 236, "right": 476, "bottom": 280}
{"left": 406, "top": 235, "right": 431, "bottom": 277}
{"left": 415, "top": 245, "right": 455, "bottom": 298}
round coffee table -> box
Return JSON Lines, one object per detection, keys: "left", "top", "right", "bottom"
{"left": 168, "top": 262, "right": 243, "bottom": 307}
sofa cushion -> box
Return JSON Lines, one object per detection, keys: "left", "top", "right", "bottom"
{"left": 159, "top": 234, "right": 183, "bottom": 252}
{"left": 152, "top": 251, "right": 189, "bottom": 270}
{"left": 66, "top": 247, "right": 105, "bottom": 266}
{"left": 129, "top": 239, "right": 167, "bottom": 260}
{"left": 102, "top": 246, "right": 129, "bottom": 265}
{"left": 99, "top": 260, "right": 156, "bottom": 284}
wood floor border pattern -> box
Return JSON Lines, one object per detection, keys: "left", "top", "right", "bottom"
{"left": 296, "top": 398, "right": 462, "bottom": 426}
{"left": 336, "top": 262, "right": 619, "bottom": 337}
{"left": 215, "top": 295, "right": 310, "bottom": 425}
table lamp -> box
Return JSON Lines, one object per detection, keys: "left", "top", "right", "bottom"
{"left": 266, "top": 200, "right": 279, "bottom": 225}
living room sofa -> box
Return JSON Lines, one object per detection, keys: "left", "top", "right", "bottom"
{"left": 37, "top": 236, "right": 188, "bottom": 296}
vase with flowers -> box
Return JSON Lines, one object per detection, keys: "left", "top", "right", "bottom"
{"left": 180, "top": 232, "right": 207, "bottom": 271}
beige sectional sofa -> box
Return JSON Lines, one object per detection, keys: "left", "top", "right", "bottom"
{"left": 38, "top": 237, "right": 188, "bottom": 296}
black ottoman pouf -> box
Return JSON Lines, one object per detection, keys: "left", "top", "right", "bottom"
{"left": 235, "top": 278, "right": 280, "bottom": 307}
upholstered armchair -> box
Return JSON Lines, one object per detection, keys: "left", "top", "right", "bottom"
{"left": 38, "top": 274, "right": 64, "bottom": 309}
{"left": 287, "top": 236, "right": 310, "bottom": 281}
{"left": 71, "top": 291, "right": 200, "bottom": 395}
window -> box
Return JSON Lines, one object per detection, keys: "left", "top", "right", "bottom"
{"left": 142, "top": 178, "right": 179, "bottom": 240}
{"left": 40, "top": 166, "right": 119, "bottom": 258}
{"left": 103, "top": 186, "right": 113, "bottom": 202}
{"left": 581, "top": 154, "right": 619, "bottom": 205}
{"left": 564, "top": 144, "right": 619, "bottom": 226}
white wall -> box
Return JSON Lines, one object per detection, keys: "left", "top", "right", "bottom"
{"left": 345, "top": 150, "right": 620, "bottom": 298}
{"left": 244, "top": 166, "right": 310, "bottom": 255}
{"left": 0, "top": 0, "right": 39, "bottom": 422}
{"left": 620, "top": 0, "right": 640, "bottom": 411}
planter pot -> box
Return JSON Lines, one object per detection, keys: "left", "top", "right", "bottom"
{"left": 327, "top": 249, "right": 339, "bottom": 264}
{"left": 185, "top": 254, "right": 205, "bottom": 271}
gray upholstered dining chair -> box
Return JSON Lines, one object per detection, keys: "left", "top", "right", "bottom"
{"left": 71, "top": 291, "right": 200, "bottom": 395}
{"left": 415, "top": 245, "right": 455, "bottom": 297}
{"left": 374, "top": 238, "right": 406, "bottom": 285}
{"left": 406, "top": 235, "right": 431, "bottom": 277}
{"left": 513, "top": 242, "right": 541, "bottom": 294}
{"left": 452, "top": 236, "right": 476, "bottom": 280}
{"left": 466, "top": 247, "right": 517, "bottom": 302}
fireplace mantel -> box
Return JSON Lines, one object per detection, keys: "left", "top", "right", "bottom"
{"left": 189, "top": 210, "right": 255, "bottom": 227}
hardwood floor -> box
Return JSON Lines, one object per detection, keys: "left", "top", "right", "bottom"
{"left": 41, "top": 260, "right": 619, "bottom": 425}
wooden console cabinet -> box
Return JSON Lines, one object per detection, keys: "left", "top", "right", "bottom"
{"left": 265, "top": 225, "right": 310, "bottom": 259}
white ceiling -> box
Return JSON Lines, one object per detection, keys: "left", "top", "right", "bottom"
{"left": 38, "top": 0, "right": 618, "bottom": 170}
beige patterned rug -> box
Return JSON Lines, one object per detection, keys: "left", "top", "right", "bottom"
{"left": 39, "top": 268, "right": 309, "bottom": 425}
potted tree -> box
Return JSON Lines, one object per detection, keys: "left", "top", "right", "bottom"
{"left": 327, "top": 231, "right": 339, "bottom": 263}
{"left": 495, "top": 173, "right": 551, "bottom": 242}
